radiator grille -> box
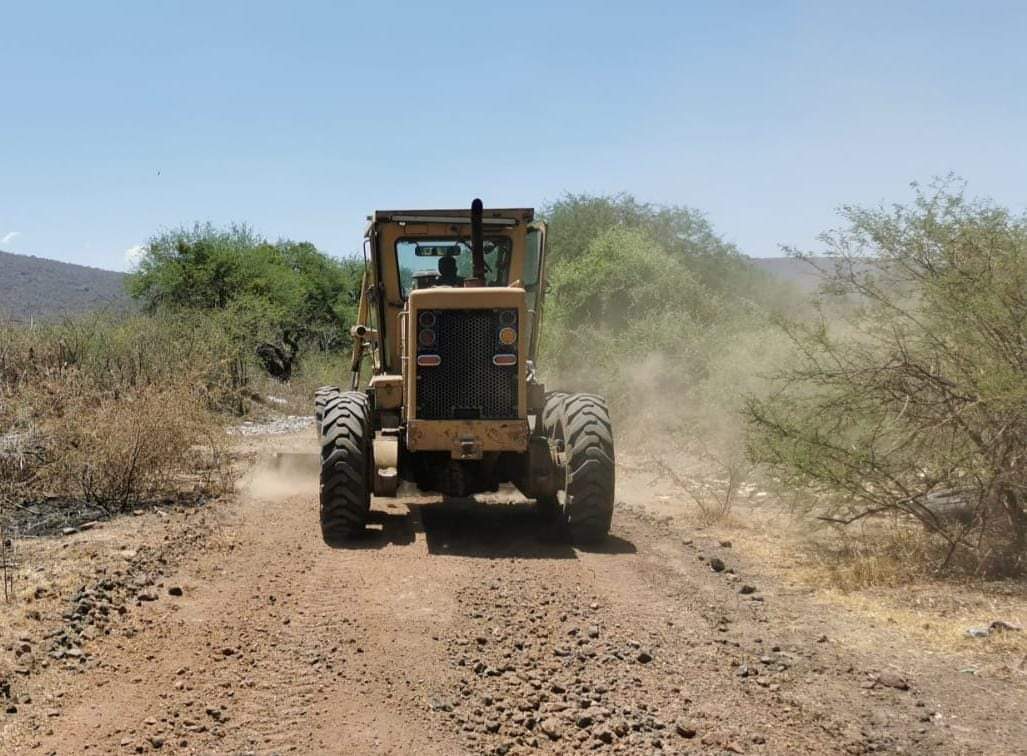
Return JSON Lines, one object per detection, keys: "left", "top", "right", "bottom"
{"left": 416, "top": 309, "right": 518, "bottom": 420}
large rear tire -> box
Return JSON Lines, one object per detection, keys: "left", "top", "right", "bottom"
{"left": 559, "top": 393, "right": 615, "bottom": 544}
{"left": 318, "top": 390, "right": 372, "bottom": 541}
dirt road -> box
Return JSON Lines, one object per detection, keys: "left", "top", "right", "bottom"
{"left": 2, "top": 429, "right": 1025, "bottom": 754}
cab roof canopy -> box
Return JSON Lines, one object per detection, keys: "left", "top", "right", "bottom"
{"left": 368, "top": 207, "right": 534, "bottom": 226}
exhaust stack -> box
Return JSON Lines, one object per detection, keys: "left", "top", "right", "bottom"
{"left": 468, "top": 198, "right": 485, "bottom": 285}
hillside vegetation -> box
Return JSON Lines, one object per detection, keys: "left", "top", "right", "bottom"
{"left": 0, "top": 250, "right": 132, "bottom": 320}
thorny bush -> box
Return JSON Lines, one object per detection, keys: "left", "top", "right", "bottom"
{"left": 747, "top": 180, "right": 1027, "bottom": 576}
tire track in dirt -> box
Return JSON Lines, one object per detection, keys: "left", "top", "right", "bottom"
{"left": 4, "top": 433, "right": 1023, "bottom": 754}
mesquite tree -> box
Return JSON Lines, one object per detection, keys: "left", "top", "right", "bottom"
{"left": 747, "top": 180, "right": 1027, "bottom": 575}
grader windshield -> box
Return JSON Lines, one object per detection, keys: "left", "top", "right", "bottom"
{"left": 395, "top": 237, "right": 512, "bottom": 296}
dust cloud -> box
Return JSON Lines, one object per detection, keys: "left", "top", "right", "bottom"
{"left": 237, "top": 452, "right": 319, "bottom": 502}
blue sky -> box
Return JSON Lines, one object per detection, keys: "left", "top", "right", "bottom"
{"left": 1, "top": 1, "right": 1025, "bottom": 271}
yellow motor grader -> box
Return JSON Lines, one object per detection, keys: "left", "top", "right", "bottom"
{"left": 315, "top": 200, "right": 614, "bottom": 543}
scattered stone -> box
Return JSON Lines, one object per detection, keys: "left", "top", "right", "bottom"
{"left": 137, "top": 592, "right": 158, "bottom": 602}
{"left": 541, "top": 717, "right": 563, "bottom": 740}
{"left": 966, "top": 620, "right": 1022, "bottom": 638}
{"left": 636, "top": 650, "right": 653, "bottom": 664}
{"left": 429, "top": 697, "right": 453, "bottom": 712}
{"left": 167, "top": 586, "right": 184, "bottom": 597}
{"left": 875, "top": 673, "right": 909, "bottom": 691}
{"left": 739, "top": 585, "right": 757, "bottom": 595}
{"left": 708, "top": 558, "right": 726, "bottom": 573}
{"left": 61, "top": 527, "right": 79, "bottom": 536}
{"left": 675, "top": 720, "right": 697, "bottom": 738}
{"left": 719, "top": 540, "right": 732, "bottom": 548}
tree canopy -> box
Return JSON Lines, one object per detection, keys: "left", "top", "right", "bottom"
{"left": 126, "top": 223, "right": 362, "bottom": 377}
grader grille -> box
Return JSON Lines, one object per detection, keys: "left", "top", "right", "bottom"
{"left": 416, "top": 309, "right": 518, "bottom": 420}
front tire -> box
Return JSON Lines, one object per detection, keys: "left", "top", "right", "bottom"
{"left": 538, "top": 393, "right": 615, "bottom": 543}
{"left": 314, "top": 385, "right": 340, "bottom": 433}
{"left": 318, "top": 390, "right": 372, "bottom": 541}
{"left": 559, "top": 393, "right": 615, "bottom": 543}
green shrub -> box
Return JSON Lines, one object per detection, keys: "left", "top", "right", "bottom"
{"left": 127, "top": 223, "right": 362, "bottom": 378}
{"left": 540, "top": 194, "right": 796, "bottom": 463}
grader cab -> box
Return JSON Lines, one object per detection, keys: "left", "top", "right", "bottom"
{"left": 315, "top": 200, "right": 614, "bottom": 543}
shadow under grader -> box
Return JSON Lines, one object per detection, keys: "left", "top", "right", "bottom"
{"left": 419, "top": 499, "right": 637, "bottom": 559}
{"left": 323, "top": 494, "right": 637, "bottom": 560}
{"left": 418, "top": 498, "right": 579, "bottom": 559}
{"left": 323, "top": 509, "right": 417, "bottom": 550}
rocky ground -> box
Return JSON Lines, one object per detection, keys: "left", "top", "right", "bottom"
{"left": 1, "top": 428, "right": 1025, "bottom": 754}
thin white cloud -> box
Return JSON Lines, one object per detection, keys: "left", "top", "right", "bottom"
{"left": 124, "top": 244, "right": 146, "bottom": 269}
{"left": 1, "top": 231, "right": 21, "bottom": 245}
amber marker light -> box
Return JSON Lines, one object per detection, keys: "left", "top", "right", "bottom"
{"left": 498, "top": 327, "right": 517, "bottom": 345}
{"left": 492, "top": 354, "right": 517, "bottom": 366}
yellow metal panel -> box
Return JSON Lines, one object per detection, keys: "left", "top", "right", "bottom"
{"left": 368, "top": 374, "right": 403, "bottom": 409}
{"left": 406, "top": 419, "right": 530, "bottom": 458}
{"left": 405, "top": 287, "right": 528, "bottom": 422}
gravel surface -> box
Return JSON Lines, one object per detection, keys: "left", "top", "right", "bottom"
{"left": 1, "top": 430, "right": 1025, "bottom": 755}
{"left": 227, "top": 415, "right": 314, "bottom": 436}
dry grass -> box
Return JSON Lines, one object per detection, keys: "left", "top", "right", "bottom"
{"left": 624, "top": 449, "right": 1027, "bottom": 670}
{"left": 240, "top": 351, "right": 351, "bottom": 418}
{"left": 0, "top": 314, "right": 237, "bottom": 516}
{"left": 704, "top": 497, "right": 1027, "bottom": 671}
{"left": 46, "top": 382, "right": 234, "bottom": 509}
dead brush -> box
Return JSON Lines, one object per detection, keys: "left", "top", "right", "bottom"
{"left": 649, "top": 446, "right": 751, "bottom": 525}
{"left": 1, "top": 315, "right": 238, "bottom": 515}
{"left": 43, "top": 379, "right": 234, "bottom": 512}
{"left": 800, "top": 516, "right": 937, "bottom": 591}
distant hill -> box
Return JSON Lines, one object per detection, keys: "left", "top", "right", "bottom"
{"left": 748, "top": 256, "right": 826, "bottom": 293}
{"left": 0, "top": 250, "right": 133, "bottom": 320}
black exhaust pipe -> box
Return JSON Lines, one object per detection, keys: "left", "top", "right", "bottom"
{"left": 470, "top": 198, "right": 484, "bottom": 283}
